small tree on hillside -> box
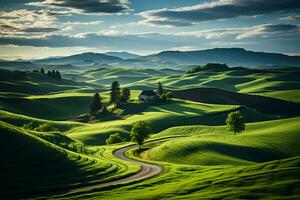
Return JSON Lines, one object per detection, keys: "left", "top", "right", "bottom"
{"left": 55, "top": 70, "right": 61, "bottom": 80}
{"left": 52, "top": 70, "right": 56, "bottom": 77}
{"left": 40, "top": 68, "right": 45, "bottom": 74}
{"left": 226, "top": 111, "right": 245, "bottom": 135}
{"left": 121, "top": 88, "right": 130, "bottom": 103}
{"left": 90, "top": 93, "right": 103, "bottom": 115}
{"left": 110, "top": 81, "right": 121, "bottom": 107}
{"left": 130, "top": 121, "right": 151, "bottom": 149}
{"left": 106, "top": 133, "right": 125, "bottom": 145}
{"left": 157, "top": 82, "right": 164, "bottom": 96}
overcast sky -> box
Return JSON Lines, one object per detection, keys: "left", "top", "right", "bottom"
{"left": 0, "top": 0, "right": 300, "bottom": 59}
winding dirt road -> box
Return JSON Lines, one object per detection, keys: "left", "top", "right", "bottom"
{"left": 68, "top": 144, "right": 163, "bottom": 194}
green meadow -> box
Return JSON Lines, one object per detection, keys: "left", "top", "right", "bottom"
{"left": 0, "top": 66, "right": 299, "bottom": 199}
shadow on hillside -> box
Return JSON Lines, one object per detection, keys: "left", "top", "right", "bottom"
{"left": 174, "top": 88, "right": 300, "bottom": 116}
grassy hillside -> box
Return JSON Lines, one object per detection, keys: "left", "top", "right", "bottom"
{"left": 124, "top": 67, "right": 300, "bottom": 101}
{"left": 64, "top": 67, "right": 184, "bottom": 86}
{"left": 0, "top": 109, "right": 83, "bottom": 131}
{"left": 67, "top": 99, "right": 238, "bottom": 145}
{"left": 0, "top": 121, "right": 107, "bottom": 197}
{"left": 173, "top": 87, "right": 300, "bottom": 116}
{"left": 0, "top": 120, "right": 140, "bottom": 198}
{"left": 58, "top": 156, "right": 300, "bottom": 200}
{"left": 0, "top": 69, "right": 106, "bottom": 120}
{"left": 146, "top": 117, "right": 300, "bottom": 165}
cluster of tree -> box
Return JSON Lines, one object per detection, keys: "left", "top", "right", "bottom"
{"left": 89, "top": 82, "right": 131, "bottom": 119}
{"left": 110, "top": 81, "right": 131, "bottom": 108}
{"left": 33, "top": 68, "right": 62, "bottom": 80}
{"left": 47, "top": 70, "right": 62, "bottom": 80}
{"left": 187, "top": 63, "right": 229, "bottom": 74}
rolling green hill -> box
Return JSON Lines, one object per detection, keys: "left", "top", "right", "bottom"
{"left": 146, "top": 117, "right": 300, "bottom": 165}
{"left": 65, "top": 67, "right": 184, "bottom": 86}
{"left": 0, "top": 121, "right": 108, "bottom": 197}
{"left": 66, "top": 99, "right": 278, "bottom": 145}
{"left": 0, "top": 64, "right": 299, "bottom": 200}
{"left": 0, "top": 119, "right": 140, "bottom": 198}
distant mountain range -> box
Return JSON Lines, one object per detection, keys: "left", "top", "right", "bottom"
{"left": 34, "top": 52, "right": 123, "bottom": 65}
{"left": 103, "top": 51, "right": 140, "bottom": 59}
{"left": 143, "top": 48, "right": 300, "bottom": 67}
{"left": 0, "top": 48, "right": 299, "bottom": 71}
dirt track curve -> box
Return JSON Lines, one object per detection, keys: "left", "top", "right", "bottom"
{"left": 68, "top": 144, "right": 163, "bottom": 194}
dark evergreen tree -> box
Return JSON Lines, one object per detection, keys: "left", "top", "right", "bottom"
{"left": 47, "top": 70, "right": 52, "bottom": 77}
{"left": 51, "top": 70, "right": 55, "bottom": 78}
{"left": 55, "top": 70, "right": 61, "bottom": 80}
{"left": 157, "top": 82, "right": 164, "bottom": 96}
{"left": 90, "top": 93, "right": 103, "bottom": 115}
{"left": 110, "top": 81, "right": 121, "bottom": 107}
{"left": 40, "top": 68, "right": 45, "bottom": 74}
{"left": 121, "top": 88, "right": 130, "bottom": 103}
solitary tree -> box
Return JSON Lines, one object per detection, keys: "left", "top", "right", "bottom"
{"left": 121, "top": 88, "right": 130, "bottom": 103}
{"left": 40, "top": 68, "right": 45, "bottom": 74}
{"left": 226, "top": 111, "right": 245, "bottom": 135}
{"left": 110, "top": 81, "right": 121, "bottom": 107}
{"left": 130, "top": 121, "right": 151, "bottom": 149}
{"left": 90, "top": 93, "right": 103, "bottom": 115}
{"left": 157, "top": 82, "right": 164, "bottom": 96}
{"left": 106, "top": 133, "right": 125, "bottom": 145}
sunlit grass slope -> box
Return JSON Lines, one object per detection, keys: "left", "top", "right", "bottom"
{"left": 124, "top": 67, "right": 300, "bottom": 101}
{"left": 146, "top": 117, "right": 300, "bottom": 165}
{"left": 67, "top": 99, "right": 238, "bottom": 145}
{"left": 59, "top": 156, "right": 300, "bottom": 200}
{"left": 173, "top": 87, "right": 300, "bottom": 116}
{"left": 0, "top": 109, "right": 83, "bottom": 132}
{"left": 0, "top": 121, "right": 109, "bottom": 198}
{"left": 260, "top": 90, "right": 300, "bottom": 103}
{"left": 66, "top": 67, "right": 184, "bottom": 86}
{"left": 0, "top": 120, "right": 140, "bottom": 198}
{"left": 0, "top": 69, "right": 105, "bottom": 120}
{"left": 0, "top": 68, "right": 98, "bottom": 95}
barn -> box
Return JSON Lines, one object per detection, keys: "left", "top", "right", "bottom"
{"left": 138, "top": 90, "right": 158, "bottom": 101}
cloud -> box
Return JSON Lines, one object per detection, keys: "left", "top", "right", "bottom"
{"left": 176, "top": 24, "right": 300, "bottom": 40}
{"left": 0, "top": 24, "right": 299, "bottom": 52}
{"left": 0, "top": 32, "right": 189, "bottom": 50}
{"left": 280, "top": 15, "right": 300, "bottom": 21}
{"left": 63, "top": 20, "right": 103, "bottom": 26}
{"left": 139, "top": 0, "right": 300, "bottom": 26}
{"left": 0, "top": 9, "right": 59, "bottom": 36}
{"left": 28, "top": 0, "right": 131, "bottom": 14}
{"left": 235, "top": 24, "right": 300, "bottom": 39}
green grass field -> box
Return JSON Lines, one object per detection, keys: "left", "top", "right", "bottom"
{"left": 147, "top": 117, "right": 300, "bottom": 165}
{"left": 0, "top": 66, "right": 299, "bottom": 199}
{"left": 0, "top": 120, "right": 140, "bottom": 198}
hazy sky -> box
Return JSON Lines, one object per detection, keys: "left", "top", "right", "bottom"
{"left": 0, "top": 0, "right": 300, "bottom": 59}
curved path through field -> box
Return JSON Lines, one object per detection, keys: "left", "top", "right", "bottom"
{"left": 68, "top": 143, "right": 163, "bottom": 194}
